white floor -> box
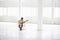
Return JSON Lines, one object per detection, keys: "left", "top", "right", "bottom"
{"left": 0, "top": 22, "right": 60, "bottom": 40}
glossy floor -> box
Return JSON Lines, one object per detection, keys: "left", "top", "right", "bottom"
{"left": 0, "top": 22, "right": 60, "bottom": 40}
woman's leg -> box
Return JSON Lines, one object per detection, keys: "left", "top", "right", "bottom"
{"left": 19, "top": 25, "right": 21, "bottom": 31}
{"left": 20, "top": 27, "right": 22, "bottom": 31}
{"left": 20, "top": 25, "right": 23, "bottom": 31}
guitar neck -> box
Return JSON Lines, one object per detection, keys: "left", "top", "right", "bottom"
{"left": 25, "top": 20, "right": 28, "bottom": 22}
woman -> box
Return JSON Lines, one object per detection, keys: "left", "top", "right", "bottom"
{"left": 18, "top": 17, "right": 28, "bottom": 31}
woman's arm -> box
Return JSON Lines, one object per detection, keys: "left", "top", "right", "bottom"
{"left": 23, "top": 20, "right": 29, "bottom": 23}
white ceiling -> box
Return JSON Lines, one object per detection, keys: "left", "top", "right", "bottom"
{"left": 0, "top": 0, "right": 19, "bottom": 7}
{"left": 0, "top": 1, "right": 19, "bottom": 7}
{"left": 43, "top": 0, "right": 60, "bottom": 7}
{"left": 0, "top": 0, "right": 60, "bottom": 7}
{"left": 0, "top": 0, "right": 39, "bottom": 7}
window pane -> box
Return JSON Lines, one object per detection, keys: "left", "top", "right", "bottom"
{"left": 54, "top": 7, "right": 60, "bottom": 18}
{"left": 0, "top": 7, "right": 7, "bottom": 16}
{"left": 3, "top": 8, "right": 7, "bottom": 15}
{"left": 0, "top": 7, "right": 3, "bottom": 16}
{"left": 21, "top": 7, "right": 38, "bottom": 17}
{"left": 43, "top": 7, "right": 52, "bottom": 18}
{"left": 8, "top": 7, "right": 19, "bottom": 17}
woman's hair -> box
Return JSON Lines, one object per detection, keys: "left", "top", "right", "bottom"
{"left": 21, "top": 17, "right": 23, "bottom": 20}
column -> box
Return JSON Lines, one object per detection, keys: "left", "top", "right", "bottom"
{"left": 37, "top": 0, "right": 42, "bottom": 40}
{"left": 19, "top": 0, "right": 21, "bottom": 19}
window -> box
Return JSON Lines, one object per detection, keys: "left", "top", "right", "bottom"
{"left": 43, "top": 7, "right": 52, "bottom": 18}
{"left": 54, "top": 7, "right": 60, "bottom": 18}
{"left": 0, "top": 7, "right": 3, "bottom": 16}
{"left": 0, "top": 7, "right": 7, "bottom": 16}
{"left": 21, "top": 7, "right": 38, "bottom": 17}
{"left": 0, "top": 7, "right": 19, "bottom": 17}
{"left": 8, "top": 7, "right": 19, "bottom": 17}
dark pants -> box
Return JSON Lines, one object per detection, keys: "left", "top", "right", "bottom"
{"left": 19, "top": 25, "right": 23, "bottom": 31}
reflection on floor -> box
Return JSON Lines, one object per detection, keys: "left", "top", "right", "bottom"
{"left": 0, "top": 22, "right": 60, "bottom": 40}
{"left": 0, "top": 22, "right": 37, "bottom": 40}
